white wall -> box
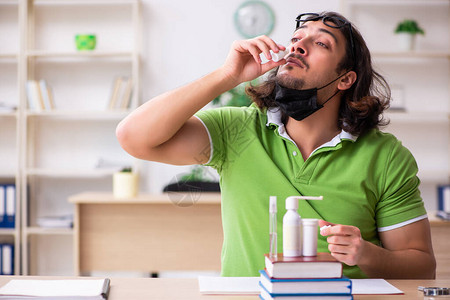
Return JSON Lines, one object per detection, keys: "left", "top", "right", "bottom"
{"left": 138, "top": 0, "right": 341, "bottom": 193}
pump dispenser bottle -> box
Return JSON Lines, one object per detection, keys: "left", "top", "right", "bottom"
{"left": 283, "top": 197, "right": 302, "bottom": 257}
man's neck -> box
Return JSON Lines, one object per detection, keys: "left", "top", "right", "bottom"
{"left": 285, "top": 104, "right": 340, "bottom": 161}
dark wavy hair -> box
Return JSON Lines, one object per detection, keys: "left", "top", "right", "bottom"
{"left": 246, "top": 11, "right": 390, "bottom": 136}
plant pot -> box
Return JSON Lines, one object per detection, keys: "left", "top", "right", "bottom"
{"left": 113, "top": 172, "right": 139, "bottom": 198}
{"left": 397, "top": 33, "right": 416, "bottom": 51}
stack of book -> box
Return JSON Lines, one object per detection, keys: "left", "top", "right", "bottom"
{"left": 259, "top": 253, "right": 353, "bottom": 299}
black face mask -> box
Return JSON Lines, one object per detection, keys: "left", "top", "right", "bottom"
{"left": 274, "top": 73, "right": 346, "bottom": 121}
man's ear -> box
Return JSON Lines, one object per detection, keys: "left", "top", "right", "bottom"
{"left": 337, "top": 71, "right": 357, "bottom": 91}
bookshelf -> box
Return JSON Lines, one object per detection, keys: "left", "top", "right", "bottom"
{"left": 2, "top": 0, "right": 141, "bottom": 275}
{"left": 341, "top": 0, "right": 449, "bottom": 210}
{"left": 0, "top": 0, "right": 21, "bottom": 276}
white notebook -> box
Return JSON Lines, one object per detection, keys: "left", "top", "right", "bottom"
{"left": 0, "top": 278, "right": 110, "bottom": 300}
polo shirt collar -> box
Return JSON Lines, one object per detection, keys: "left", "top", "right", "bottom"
{"left": 265, "top": 107, "right": 358, "bottom": 149}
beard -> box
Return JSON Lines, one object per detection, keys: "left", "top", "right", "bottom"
{"left": 275, "top": 71, "right": 305, "bottom": 90}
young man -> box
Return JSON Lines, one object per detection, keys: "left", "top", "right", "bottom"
{"left": 116, "top": 12, "right": 435, "bottom": 279}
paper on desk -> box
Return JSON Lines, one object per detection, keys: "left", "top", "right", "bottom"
{"left": 198, "top": 276, "right": 260, "bottom": 294}
{"left": 198, "top": 276, "right": 403, "bottom": 295}
{"left": 351, "top": 279, "right": 403, "bottom": 294}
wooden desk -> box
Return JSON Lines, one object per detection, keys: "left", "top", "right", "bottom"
{"left": 70, "top": 193, "right": 450, "bottom": 279}
{"left": 69, "top": 192, "right": 222, "bottom": 275}
{"left": 428, "top": 213, "right": 450, "bottom": 279}
{"left": 0, "top": 276, "right": 448, "bottom": 299}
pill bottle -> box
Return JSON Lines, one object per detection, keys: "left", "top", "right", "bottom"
{"left": 302, "top": 218, "right": 318, "bottom": 256}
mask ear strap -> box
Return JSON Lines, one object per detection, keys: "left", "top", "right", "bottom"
{"left": 320, "top": 89, "right": 341, "bottom": 107}
{"left": 318, "top": 71, "right": 348, "bottom": 90}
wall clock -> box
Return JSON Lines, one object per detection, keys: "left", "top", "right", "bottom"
{"left": 234, "top": 1, "right": 275, "bottom": 38}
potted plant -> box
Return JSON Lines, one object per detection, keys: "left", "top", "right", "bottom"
{"left": 163, "top": 165, "right": 220, "bottom": 193}
{"left": 394, "top": 19, "right": 425, "bottom": 51}
{"left": 113, "top": 167, "right": 139, "bottom": 198}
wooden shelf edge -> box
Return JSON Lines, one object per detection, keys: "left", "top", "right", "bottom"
{"left": 25, "top": 227, "right": 73, "bottom": 235}
{"left": 26, "top": 168, "right": 119, "bottom": 178}
{"left": 68, "top": 192, "right": 222, "bottom": 204}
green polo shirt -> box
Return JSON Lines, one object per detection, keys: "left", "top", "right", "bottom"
{"left": 195, "top": 104, "right": 426, "bottom": 279}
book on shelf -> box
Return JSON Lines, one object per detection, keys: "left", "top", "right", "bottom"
{"left": 0, "top": 244, "right": 14, "bottom": 275}
{"left": 26, "top": 80, "right": 54, "bottom": 111}
{"left": 259, "top": 269, "right": 352, "bottom": 295}
{"left": 0, "top": 103, "right": 16, "bottom": 113}
{"left": 108, "top": 76, "right": 133, "bottom": 110}
{"left": 264, "top": 253, "right": 343, "bottom": 279}
{"left": 0, "top": 278, "right": 110, "bottom": 300}
{"left": 38, "top": 79, "right": 55, "bottom": 110}
{"left": 0, "top": 184, "right": 15, "bottom": 229}
{"left": 36, "top": 215, "right": 73, "bottom": 228}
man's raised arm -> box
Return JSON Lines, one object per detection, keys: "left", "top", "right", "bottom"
{"left": 116, "top": 36, "right": 285, "bottom": 165}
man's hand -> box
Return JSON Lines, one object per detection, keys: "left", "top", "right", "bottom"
{"left": 319, "top": 219, "right": 436, "bottom": 279}
{"left": 319, "top": 220, "right": 368, "bottom": 266}
{"left": 221, "top": 35, "right": 286, "bottom": 85}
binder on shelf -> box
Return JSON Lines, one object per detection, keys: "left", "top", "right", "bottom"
{"left": 4, "top": 185, "right": 15, "bottom": 229}
{"left": 0, "top": 186, "right": 4, "bottom": 225}
{"left": 437, "top": 185, "right": 450, "bottom": 220}
{"left": 0, "top": 184, "right": 15, "bottom": 229}
{"left": 1, "top": 244, "right": 14, "bottom": 275}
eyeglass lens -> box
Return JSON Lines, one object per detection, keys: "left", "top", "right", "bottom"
{"left": 295, "top": 13, "right": 355, "bottom": 63}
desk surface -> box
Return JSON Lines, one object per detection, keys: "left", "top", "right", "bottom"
{"left": 0, "top": 277, "right": 448, "bottom": 300}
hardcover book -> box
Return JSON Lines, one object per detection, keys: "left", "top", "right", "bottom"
{"left": 259, "top": 284, "right": 353, "bottom": 300}
{"left": 259, "top": 270, "right": 352, "bottom": 295}
{"left": 264, "top": 253, "right": 342, "bottom": 279}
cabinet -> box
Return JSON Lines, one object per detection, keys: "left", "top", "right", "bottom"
{"left": 0, "top": 0, "right": 142, "bottom": 275}
{"left": 341, "top": 0, "right": 449, "bottom": 211}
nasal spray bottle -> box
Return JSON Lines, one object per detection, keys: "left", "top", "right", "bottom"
{"left": 283, "top": 196, "right": 323, "bottom": 257}
{"left": 269, "top": 196, "right": 277, "bottom": 258}
{"left": 260, "top": 49, "right": 288, "bottom": 64}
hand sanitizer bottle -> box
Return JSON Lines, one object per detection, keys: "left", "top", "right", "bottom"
{"left": 283, "top": 196, "right": 302, "bottom": 257}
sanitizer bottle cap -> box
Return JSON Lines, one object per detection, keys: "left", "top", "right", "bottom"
{"left": 286, "top": 196, "right": 298, "bottom": 210}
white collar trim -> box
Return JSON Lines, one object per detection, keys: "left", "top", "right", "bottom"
{"left": 266, "top": 107, "right": 358, "bottom": 156}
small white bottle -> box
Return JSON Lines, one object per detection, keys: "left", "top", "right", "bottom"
{"left": 283, "top": 196, "right": 302, "bottom": 257}
{"left": 302, "top": 218, "right": 319, "bottom": 256}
